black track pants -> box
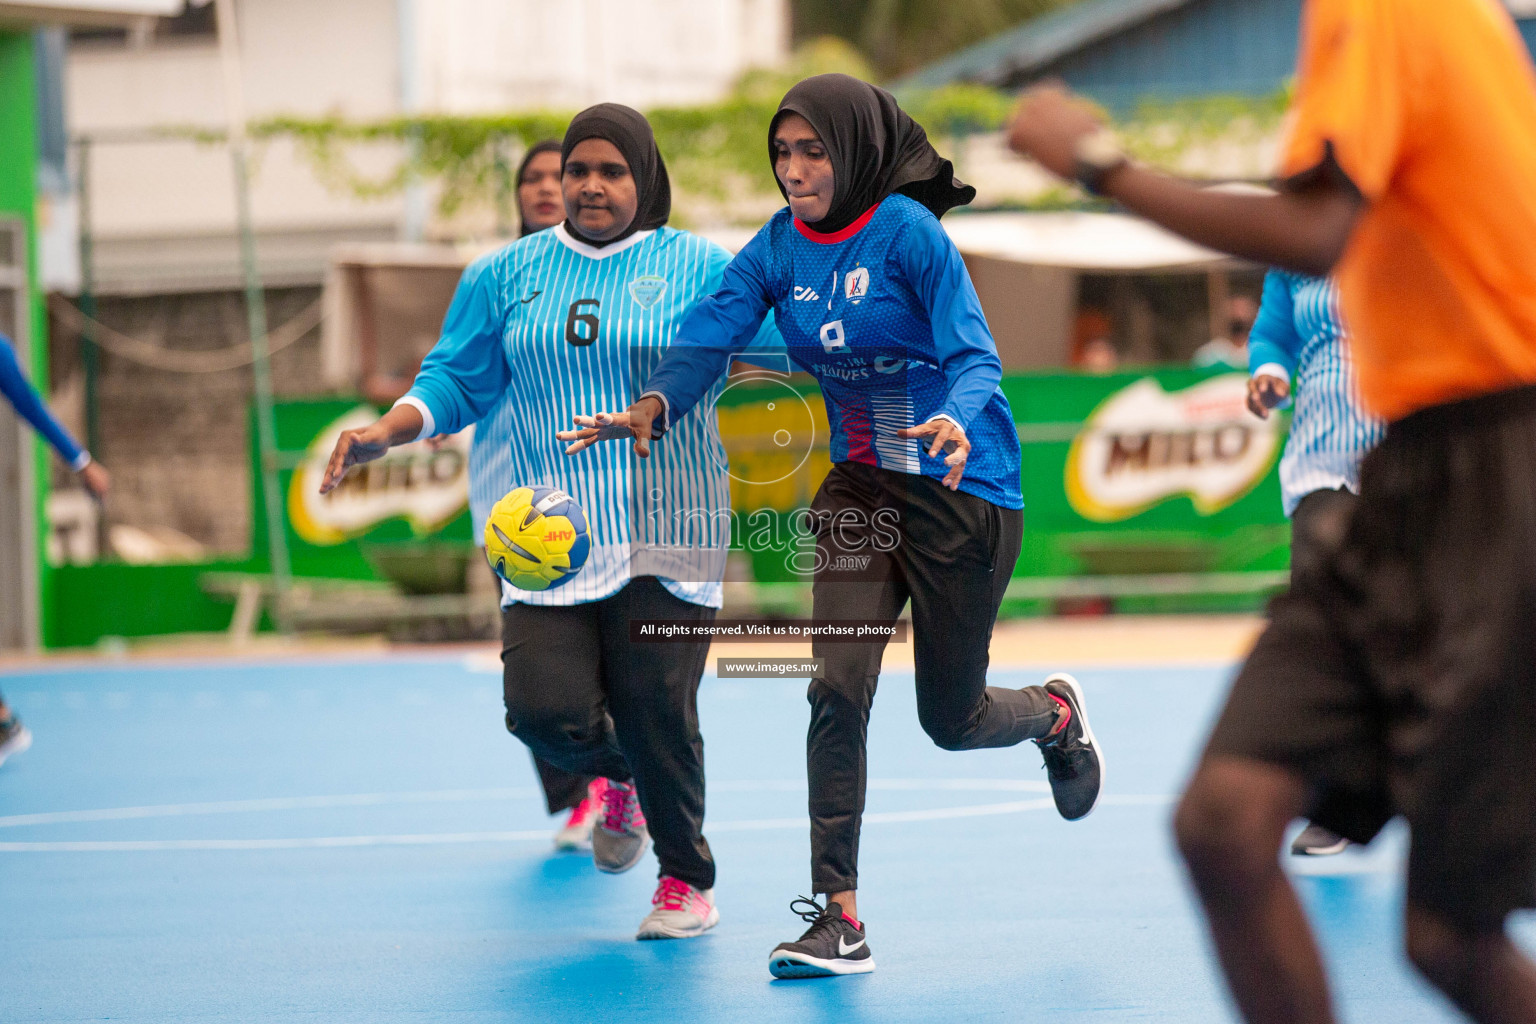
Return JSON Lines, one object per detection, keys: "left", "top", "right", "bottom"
{"left": 501, "top": 576, "right": 716, "bottom": 890}
{"left": 806, "top": 461, "right": 1057, "bottom": 895}
{"left": 530, "top": 752, "right": 593, "bottom": 816}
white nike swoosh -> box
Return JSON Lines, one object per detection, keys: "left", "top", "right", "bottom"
{"left": 838, "top": 936, "right": 865, "bottom": 956}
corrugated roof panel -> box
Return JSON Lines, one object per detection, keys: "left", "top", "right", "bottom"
{"left": 896, "top": 0, "right": 1199, "bottom": 89}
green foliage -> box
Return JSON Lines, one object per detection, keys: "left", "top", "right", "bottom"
{"left": 251, "top": 38, "right": 875, "bottom": 226}
{"left": 241, "top": 52, "right": 1291, "bottom": 227}
{"left": 1116, "top": 89, "right": 1292, "bottom": 167}
{"left": 900, "top": 83, "right": 1017, "bottom": 138}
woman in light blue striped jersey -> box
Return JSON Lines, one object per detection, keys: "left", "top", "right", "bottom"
{"left": 459, "top": 139, "right": 611, "bottom": 857}
{"left": 320, "top": 104, "right": 777, "bottom": 941}
{"left": 1245, "top": 268, "right": 1386, "bottom": 858}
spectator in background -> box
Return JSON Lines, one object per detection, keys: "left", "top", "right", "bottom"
{"left": 0, "top": 330, "right": 111, "bottom": 767}
{"left": 1071, "top": 307, "right": 1119, "bottom": 373}
{"left": 1193, "top": 294, "right": 1258, "bottom": 369}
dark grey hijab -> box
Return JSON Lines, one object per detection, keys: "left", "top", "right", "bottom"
{"left": 770, "top": 73, "right": 976, "bottom": 234}
{"left": 561, "top": 104, "right": 672, "bottom": 247}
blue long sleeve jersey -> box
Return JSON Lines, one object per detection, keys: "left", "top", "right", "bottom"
{"left": 403, "top": 224, "right": 779, "bottom": 609}
{"left": 642, "top": 195, "right": 1023, "bottom": 510}
{"left": 0, "top": 332, "right": 88, "bottom": 469}
{"left": 1248, "top": 270, "right": 1385, "bottom": 517}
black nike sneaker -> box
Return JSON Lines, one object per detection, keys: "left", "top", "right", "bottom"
{"left": 768, "top": 897, "right": 875, "bottom": 979}
{"left": 1034, "top": 673, "right": 1103, "bottom": 820}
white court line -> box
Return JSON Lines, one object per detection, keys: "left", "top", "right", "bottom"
{"left": 0, "top": 788, "right": 542, "bottom": 828}
{"left": 0, "top": 794, "right": 1171, "bottom": 852}
{"left": 0, "top": 779, "right": 1050, "bottom": 828}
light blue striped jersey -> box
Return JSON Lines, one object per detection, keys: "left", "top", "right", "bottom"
{"left": 468, "top": 384, "right": 515, "bottom": 543}
{"left": 1248, "top": 270, "right": 1386, "bottom": 517}
{"left": 403, "top": 224, "right": 774, "bottom": 608}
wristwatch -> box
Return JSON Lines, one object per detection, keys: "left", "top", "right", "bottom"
{"left": 1072, "top": 127, "right": 1129, "bottom": 196}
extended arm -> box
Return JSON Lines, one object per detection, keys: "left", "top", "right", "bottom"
{"left": 321, "top": 255, "right": 509, "bottom": 493}
{"left": 0, "top": 334, "right": 110, "bottom": 496}
{"left": 1006, "top": 85, "right": 1364, "bottom": 277}
{"left": 561, "top": 235, "right": 776, "bottom": 457}
{"left": 1246, "top": 271, "right": 1301, "bottom": 418}
{"left": 640, "top": 237, "right": 777, "bottom": 431}
{"left": 0, "top": 333, "right": 88, "bottom": 469}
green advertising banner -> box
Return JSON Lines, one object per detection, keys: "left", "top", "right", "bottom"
{"left": 253, "top": 400, "right": 477, "bottom": 592}
{"left": 709, "top": 367, "right": 1289, "bottom": 608}
{"left": 1003, "top": 368, "right": 1288, "bottom": 570}
{"left": 45, "top": 366, "right": 1297, "bottom": 647}
{"left": 254, "top": 367, "right": 1290, "bottom": 609}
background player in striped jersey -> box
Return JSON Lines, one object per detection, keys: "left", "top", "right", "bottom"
{"left": 321, "top": 104, "right": 776, "bottom": 940}
{"left": 1244, "top": 269, "right": 1384, "bottom": 859}
{"left": 449, "top": 139, "right": 611, "bottom": 854}
{"left": 1, "top": 330, "right": 111, "bottom": 768}
{"left": 561, "top": 74, "right": 1103, "bottom": 979}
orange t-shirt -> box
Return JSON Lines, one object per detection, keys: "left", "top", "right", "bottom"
{"left": 1281, "top": 0, "right": 1536, "bottom": 421}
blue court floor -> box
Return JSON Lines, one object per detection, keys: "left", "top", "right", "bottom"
{"left": 2, "top": 651, "right": 1530, "bottom": 1023}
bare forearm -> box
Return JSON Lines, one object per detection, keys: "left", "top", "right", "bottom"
{"left": 378, "top": 404, "right": 426, "bottom": 447}
{"left": 1102, "top": 165, "right": 1360, "bottom": 277}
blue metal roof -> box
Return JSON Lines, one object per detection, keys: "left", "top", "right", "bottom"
{"left": 895, "top": 0, "right": 1201, "bottom": 90}
{"left": 898, "top": 0, "right": 1536, "bottom": 106}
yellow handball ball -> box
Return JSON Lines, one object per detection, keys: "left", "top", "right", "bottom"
{"left": 483, "top": 485, "right": 590, "bottom": 592}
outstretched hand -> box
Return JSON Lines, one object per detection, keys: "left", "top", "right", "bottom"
{"left": 558, "top": 396, "right": 664, "bottom": 458}
{"left": 320, "top": 421, "right": 392, "bottom": 493}
{"left": 319, "top": 403, "right": 426, "bottom": 494}
{"left": 78, "top": 461, "right": 111, "bottom": 499}
{"left": 1005, "top": 82, "right": 1109, "bottom": 180}
{"left": 1246, "top": 374, "right": 1291, "bottom": 420}
{"left": 897, "top": 417, "right": 971, "bottom": 490}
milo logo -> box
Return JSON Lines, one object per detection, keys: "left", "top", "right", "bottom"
{"left": 288, "top": 406, "right": 471, "bottom": 544}
{"left": 1065, "top": 375, "right": 1280, "bottom": 521}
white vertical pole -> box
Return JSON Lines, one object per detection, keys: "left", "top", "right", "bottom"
{"left": 214, "top": 0, "right": 291, "bottom": 628}
{"left": 397, "top": 0, "right": 426, "bottom": 242}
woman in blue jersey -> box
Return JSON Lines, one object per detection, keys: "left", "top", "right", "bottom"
{"left": 321, "top": 105, "right": 772, "bottom": 941}
{"left": 1244, "top": 268, "right": 1385, "bottom": 859}
{"left": 560, "top": 75, "right": 1105, "bottom": 978}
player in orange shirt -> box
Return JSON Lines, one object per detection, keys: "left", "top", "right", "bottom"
{"left": 1009, "top": 0, "right": 1536, "bottom": 1021}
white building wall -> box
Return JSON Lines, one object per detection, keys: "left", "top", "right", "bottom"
{"left": 67, "top": 0, "right": 402, "bottom": 293}
{"left": 64, "top": 0, "right": 787, "bottom": 294}
{"left": 420, "top": 0, "right": 786, "bottom": 112}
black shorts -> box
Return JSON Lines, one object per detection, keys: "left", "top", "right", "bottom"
{"left": 1206, "top": 382, "right": 1536, "bottom": 928}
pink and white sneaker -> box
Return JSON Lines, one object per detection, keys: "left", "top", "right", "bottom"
{"left": 592, "top": 779, "right": 649, "bottom": 874}
{"left": 636, "top": 876, "right": 719, "bottom": 940}
{"left": 552, "top": 779, "right": 605, "bottom": 852}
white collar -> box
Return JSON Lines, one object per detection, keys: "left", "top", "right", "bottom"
{"left": 552, "top": 222, "right": 655, "bottom": 260}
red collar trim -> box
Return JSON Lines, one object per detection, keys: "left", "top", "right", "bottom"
{"left": 793, "top": 204, "right": 880, "bottom": 244}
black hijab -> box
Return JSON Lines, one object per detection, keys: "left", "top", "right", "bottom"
{"left": 770, "top": 74, "right": 976, "bottom": 234}
{"left": 515, "top": 139, "right": 563, "bottom": 238}
{"left": 561, "top": 103, "right": 672, "bottom": 247}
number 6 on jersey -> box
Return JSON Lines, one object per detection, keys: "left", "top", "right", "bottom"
{"left": 566, "top": 299, "right": 600, "bottom": 346}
